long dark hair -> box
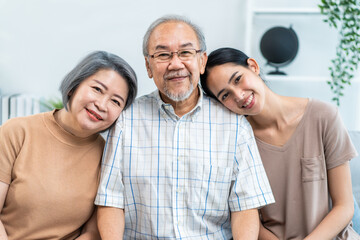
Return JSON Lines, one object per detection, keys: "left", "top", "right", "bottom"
{"left": 200, "top": 47, "right": 249, "bottom": 100}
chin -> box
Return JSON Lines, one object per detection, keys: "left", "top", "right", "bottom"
{"left": 229, "top": 107, "right": 250, "bottom": 116}
{"left": 80, "top": 123, "right": 102, "bottom": 134}
{"left": 245, "top": 108, "right": 262, "bottom": 116}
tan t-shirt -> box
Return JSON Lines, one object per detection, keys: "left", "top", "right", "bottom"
{"left": 257, "top": 99, "right": 359, "bottom": 240}
{"left": 0, "top": 110, "right": 104, "bottom": 240}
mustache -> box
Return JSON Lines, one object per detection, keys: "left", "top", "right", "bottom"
{"left": 164, "top": 71, "right": 190, "bottom": 80}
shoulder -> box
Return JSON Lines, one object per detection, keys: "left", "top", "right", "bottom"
{"left": 122, "top": 92, "right": 157, "bottom": 115}
{"left": 202, "top": 95, "right": 251, "bottom": 131}
{"left": 1, "top": 112, "right": 44, "bottom": 132}
{"left": 304, "top": 99, "right": 346, "bottom": 135}
{"left": 111, "top": 92, "right": 157, "bottom": 131}
{"left": 308, "top": 99, "right": 338, "bottom": 118}
{"left": 202, "top": 94, "right": 231, "bottom": 114}
{"left": 134, "top": 92, "right": 157, "bottom": 105}
{"left": 0, "top": 112, "right": 45, "bottom": 144}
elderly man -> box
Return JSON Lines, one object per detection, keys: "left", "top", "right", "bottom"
{"left": 95, "top": 15, "right": 274, "bottom": 239}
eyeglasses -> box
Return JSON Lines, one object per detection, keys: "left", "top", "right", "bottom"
{"left": 148, "top": 49, "right": 202, "bottom": 62}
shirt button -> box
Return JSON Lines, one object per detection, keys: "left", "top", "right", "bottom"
{"left": 176, "top": 188, "right": 182, "bottom": 193}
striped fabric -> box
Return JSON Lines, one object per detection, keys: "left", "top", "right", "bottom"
{"left": 95, "top": 88, "right": 274, "bottom": 239}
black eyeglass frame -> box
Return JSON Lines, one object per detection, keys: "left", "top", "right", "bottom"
{"left": 147, "top": 49, "right": 203, "bottom": 62}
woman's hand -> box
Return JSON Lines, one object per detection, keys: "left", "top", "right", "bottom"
{"left": 304, "top": 162, "right": 354, "bottom": 240}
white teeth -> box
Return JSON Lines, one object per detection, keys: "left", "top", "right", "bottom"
{"left": 88, "top": 109, "right": 102, "bottom": 120}
{"left": 243, "top": 94, "right": 253, "bottom": 108}
{"left": 93, "top": 114, "right": 102, "bottom": 120}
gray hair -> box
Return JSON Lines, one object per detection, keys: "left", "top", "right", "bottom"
{"left": 60, "top": 51, "right": 137, "bottom": 111}
{"left": 142, "top": 14, "right": 207, "bottom": 56}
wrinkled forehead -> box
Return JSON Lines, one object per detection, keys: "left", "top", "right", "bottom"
{"left": 148, "top": 21, "right": 200, "bottom": 52}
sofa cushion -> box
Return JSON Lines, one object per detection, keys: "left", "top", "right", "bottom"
{"left": 349, "top": 131, "right": 360, "bottom": 205}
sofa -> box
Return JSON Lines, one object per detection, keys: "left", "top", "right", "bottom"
{"left": 349, "top": 131, "right": 360, "bottom": 232}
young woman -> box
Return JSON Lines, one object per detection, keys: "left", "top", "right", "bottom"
{"left": 200, "top": 47, "right": 359, "bottom": 239}
{"left": 0, "top": 51, "right": 137, "bottom": 240}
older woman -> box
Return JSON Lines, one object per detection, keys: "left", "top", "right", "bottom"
{"left": 0, "top": 51, "right": 137, "bottom": 239}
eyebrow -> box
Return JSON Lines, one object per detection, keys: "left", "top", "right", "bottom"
{"left": 154, "top": 42, "right": 195, "bottom": 51}
{"left": 216, "top": 71, "right": 239, "bottom": 99}
{"left": 154, "top": 45, "right": 168, "bottom": 51}
{"left": 94, "top": 79, "right": 125, "bottom": 103}
{"left": 180, "top": 42, "right": 195, "bottom": 48}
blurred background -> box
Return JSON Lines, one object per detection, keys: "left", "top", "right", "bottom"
{"left": 0, "top": 0, "right": 359, "bottom": 129}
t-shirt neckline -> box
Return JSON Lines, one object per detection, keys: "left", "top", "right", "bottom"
{"left": 255, "top": 98, "right": 313, "bottom": 152}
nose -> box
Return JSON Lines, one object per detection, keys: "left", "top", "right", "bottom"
{"left": 234, "top": 91, "right": 245, "bottom": 103}
{"left": 168, "top": 53, "right": 184, "bottom": 70}
{"left": 95, "top": 96, "right": 107, "bottom": 112}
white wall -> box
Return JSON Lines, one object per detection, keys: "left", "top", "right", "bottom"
{"left": 0, "top": 0, "right": 359, "bottom": 129}
{"left": 0, "top": 0, "right": 247, "bottom": 98}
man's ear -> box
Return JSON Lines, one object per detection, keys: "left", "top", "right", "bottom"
{"left": 199, "top": 52, "right": 208, "bottom": 75}
{"left": 145, "top": 57, "right": 153, "bottom": 78}
{"left": 247, "top": 58, "right": 260, "bottom": 75}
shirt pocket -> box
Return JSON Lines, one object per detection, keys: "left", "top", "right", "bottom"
{"left": 186, "top": 164, "right": 232, "bottom": 218}
{"left": 300, "top": 155, "right": 326, "bottom": 182}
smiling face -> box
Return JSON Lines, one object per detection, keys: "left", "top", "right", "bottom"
{"left": 145, "top": 21, "right": 207, "bottom": 104}
{"left": 66, "top": 69, "right": 129, "bottom": 136}
{"left": 206, "top": 60, "right": 266, "bottom": 116}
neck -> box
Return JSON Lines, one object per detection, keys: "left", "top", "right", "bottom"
{"left": 247, "top": 91, "right": 306, "bottom": 131}
{"left": 247, "top": 90, "right": 287, "bottom": 129}
{"left": 160, "top": 87, "right": 200, "bottom": 117}
{"left": 54, "top": 109, "right": 94, "bottom": 138}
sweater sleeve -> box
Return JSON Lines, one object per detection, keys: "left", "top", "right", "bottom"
{"left": 0, "top": 119, "right": 25, "bottom": 184}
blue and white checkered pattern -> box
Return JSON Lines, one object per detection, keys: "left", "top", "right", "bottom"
{"left": 95, "top": 89, "right": 274, "bottom": 239}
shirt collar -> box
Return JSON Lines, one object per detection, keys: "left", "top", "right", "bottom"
{"left": 152, "top": 85, "right": 203, "bottom": 121}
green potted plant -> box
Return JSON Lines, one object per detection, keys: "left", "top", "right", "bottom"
{"left": 318, "top": 0, "right": 360, "bottom": 106}
{"left": 41, "top": 97, "right": 63, "bottom": 111}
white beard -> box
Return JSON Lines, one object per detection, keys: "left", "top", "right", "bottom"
{"left": 164, "top": 82, "right": 194, "bottom": 102}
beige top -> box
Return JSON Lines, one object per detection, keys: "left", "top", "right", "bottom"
{"left": 258, "top": 99, "right": 359, "bottom": 240}
{"left": 0, "top": 110, "right": 104, "bottom": 240}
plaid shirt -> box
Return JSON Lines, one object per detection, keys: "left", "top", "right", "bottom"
{"left": 95, "top": 88, "right": 274, "bottom": 239}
